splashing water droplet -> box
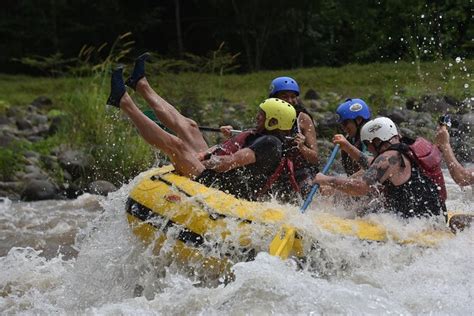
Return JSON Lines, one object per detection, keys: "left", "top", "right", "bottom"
{"left": 455, "top": 57, "right": 462, "bottom": 63}
{"left": 464, "top": 84, "right": 469, "bottom": 89}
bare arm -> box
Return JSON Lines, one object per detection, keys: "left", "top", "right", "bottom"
{"left": 435, "top": 126, "right": 474, "bottom": 186}
{"left": 202, "top": 148, "right": 256, "bottom": 173}
{"left": 333, "top": 134, "right": 372, "bottom": 170}
{"left": 295, "top": 113, "right": 319, "bottom": 164}
{"left": 313, "top": 154, "right": 391, "bottom": 196}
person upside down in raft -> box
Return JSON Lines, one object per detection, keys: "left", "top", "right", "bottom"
{"left": 106, "top": 53, "right": 297, "bottom": 201}
{"left": 312, "top": 117, "right": 447, "bottom": 219}
{"left": 220, "top": 76, "right": 319, "bottom": 200}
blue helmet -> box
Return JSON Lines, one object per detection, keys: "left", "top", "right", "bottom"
{"left": 269, "top": 76, "right": 300, "bottom": 97}
{"left": 336, "top": 98, "right": 371, "bottom": 123}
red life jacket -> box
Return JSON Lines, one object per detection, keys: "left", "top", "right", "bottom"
{"left": 208, "top": 130, "right": 301, "bottom": 196}
{"left": 390, "top": 137, "right": 447, "bottom": 202}
{"left": 257, "top": 158, "right": 300, "bottom": 196}
{"left": 211, "top": 131, "right": 254, "bottom": 156}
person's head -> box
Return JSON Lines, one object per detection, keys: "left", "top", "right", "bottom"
{"left": 336, "top": 98, "right": 371, "bottom": 138}
{"left": 360, "top": 117, "right": 399, "bottom": 155}
{"left": 257, "top": 98, "right": 296, "bottom": 133}
{"left": 269, "top": 76, "right": 300, "bottom": 106}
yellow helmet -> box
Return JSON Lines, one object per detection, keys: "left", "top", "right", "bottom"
{"left": 258, "top": 98, "right": 296, "bottom": 131}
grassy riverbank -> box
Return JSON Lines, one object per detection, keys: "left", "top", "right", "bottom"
{"left": 0, "top": 59, "right": 472, "bottom": 183}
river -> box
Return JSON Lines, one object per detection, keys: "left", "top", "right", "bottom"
{"left": 0, "top": 170, "right": 472, "bottom": 315}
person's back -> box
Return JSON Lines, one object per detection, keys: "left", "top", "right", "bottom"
{"left": 380, "top": 151, "right": 445, "bottom": 218}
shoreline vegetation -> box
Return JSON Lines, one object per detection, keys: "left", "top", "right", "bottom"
{"left": 0, "top": 58, "right": 472, "bottom": 200}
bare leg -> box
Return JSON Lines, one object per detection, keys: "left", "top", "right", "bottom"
{"left": 135, "top": 78, "right": 209, "bottom": 153}
{"left": 119, "top": 92, "right": 205, "bottom": 177}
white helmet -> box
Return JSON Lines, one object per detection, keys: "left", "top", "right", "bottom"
{"left": 360, "top": 117, "right": 399, "bottom": 143}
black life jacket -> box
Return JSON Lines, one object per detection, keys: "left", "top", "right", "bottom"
{"left": 382, "top": 164, "right": 446, "bottom": 218}
{"left": 341, "top": 138, "right": 365, "bottom": 176}
{"left": 380, "top": 137, "right": 447, "bottom": 219}
{"left": 387, "top": 137, "right": 447, "bottom": 202}
{"left": 208, "top": 130, "right": 301, "bottom": 196}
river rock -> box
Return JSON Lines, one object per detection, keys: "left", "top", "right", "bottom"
{"left": 399, "top": 127, "right": 416, "bottom": 139}
{"left": 306, "top": 99, "right": 327, "bottom": 111}
{"left": 88, "top": 180, "right": 117, "bottom": 196}
{"left": 22, "top": 165, "right": 50, "bottom": 181}
{"left": 16, "top": 118, "right": 33, "bottom": 130}
{"left": 31, "top": 96, "right": 52, "bottom": 109}
{"left": 304, "top": 89, "right": 320, "bottom": 100}
{"left": 6, "top": 107, "right": 21, "bottom": 118}
{"left": 406, "top": 97, "right": 421, "bottom": 111}
{"left": 27, "top": 113, "right": 48, "bottom": 126}
{"left": 58, "top": 149, "right": 92, "bottom": 180}
{"left": 24, "top": 151, "right": 40, "bottom": 159}
{"left": 0, "top": 132, "right": 19, "bottom": 147}
{"left": 21, "top": 179, "right": 58, "bottom": 201}
{"left": 385, "top": 109, "right": 408, "bottom": 124}
{"left": 418, "top": 95, "right": 453, "bottom": 113}
{"left": 0, "top": 116, "right": 10, "bottom": 125}
{"left": 48, "top": 116, "right": 63, "bottom": 135}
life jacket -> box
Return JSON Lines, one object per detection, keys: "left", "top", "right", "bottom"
{"left": 208, "top": 130, "right": 301, "bottom": 197}
{"left": 341, "top": 138, "right": 366, "bottom": 176}
{"left": 388, "top": 137, "right": 447, "bottom": 202}
{"left": 382, "top": 163, "right": 446, "bottom": 218}
{"left": 256, "top": 157, "right": 300, "bottom": 197}
{"left": 210, "top": 130, "right": 255, "bottom": 156}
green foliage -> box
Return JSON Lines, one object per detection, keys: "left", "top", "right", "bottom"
{"left": 0, "top": 140, "right": 33, "bottom": 181}
{"left": 0, "top": 147, "right": 21, "bottom": 181}
{"left": 12, "top": 53, "right": 76, "bottom": 77}
{"left": 46, "top": 109, "right": 65, "bottom": 118}
{"left": 147, "top": 42, "right": 240, "bottom": 75}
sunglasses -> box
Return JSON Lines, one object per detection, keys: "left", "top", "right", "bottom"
{"left": 363, "top": 139, "right": 382, "bottom": 148}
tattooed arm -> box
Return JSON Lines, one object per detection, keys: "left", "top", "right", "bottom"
{"left": 313, "top": 154, "right": 392, "bottom": 196}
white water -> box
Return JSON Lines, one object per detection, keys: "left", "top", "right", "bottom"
{"left": 0, "top": 171, "right": 472, "bottom": 315}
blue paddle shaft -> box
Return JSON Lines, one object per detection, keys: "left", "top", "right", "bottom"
{"left": 300, "top": 144, "right": 340, "bottom": 213}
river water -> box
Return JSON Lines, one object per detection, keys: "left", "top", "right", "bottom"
{"left": 0, "top": 170, "right": 472, "bottom": 315}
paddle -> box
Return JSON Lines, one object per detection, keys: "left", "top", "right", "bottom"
{"left": 268, "top": 144, "right": 340, "bottom": 259}
{"left": 300, "top": 144, "right": 340, "bottom": 213}
{"left": 142, "top": 109, "right": 241, "bottom": 134}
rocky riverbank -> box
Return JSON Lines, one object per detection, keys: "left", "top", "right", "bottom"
{"left": 0, "top": 93, "right": 472, "bottom": 201}
{"left": 0, "top": 97, "right": 117, "bottom": 201}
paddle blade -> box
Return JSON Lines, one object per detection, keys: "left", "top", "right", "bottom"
{"left": 269, "top": 225, "right": 296, "bottom": 260}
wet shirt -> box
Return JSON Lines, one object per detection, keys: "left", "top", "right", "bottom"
{"left": 196, "top": 134, "right": 283, "bottom": 201}
{"left": 382, "top": 163, "right": 446, "bottom": 219}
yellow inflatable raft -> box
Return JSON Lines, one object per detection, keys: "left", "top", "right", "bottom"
{"left": 126, "top": 166, "right": 464, "bottom": 278}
